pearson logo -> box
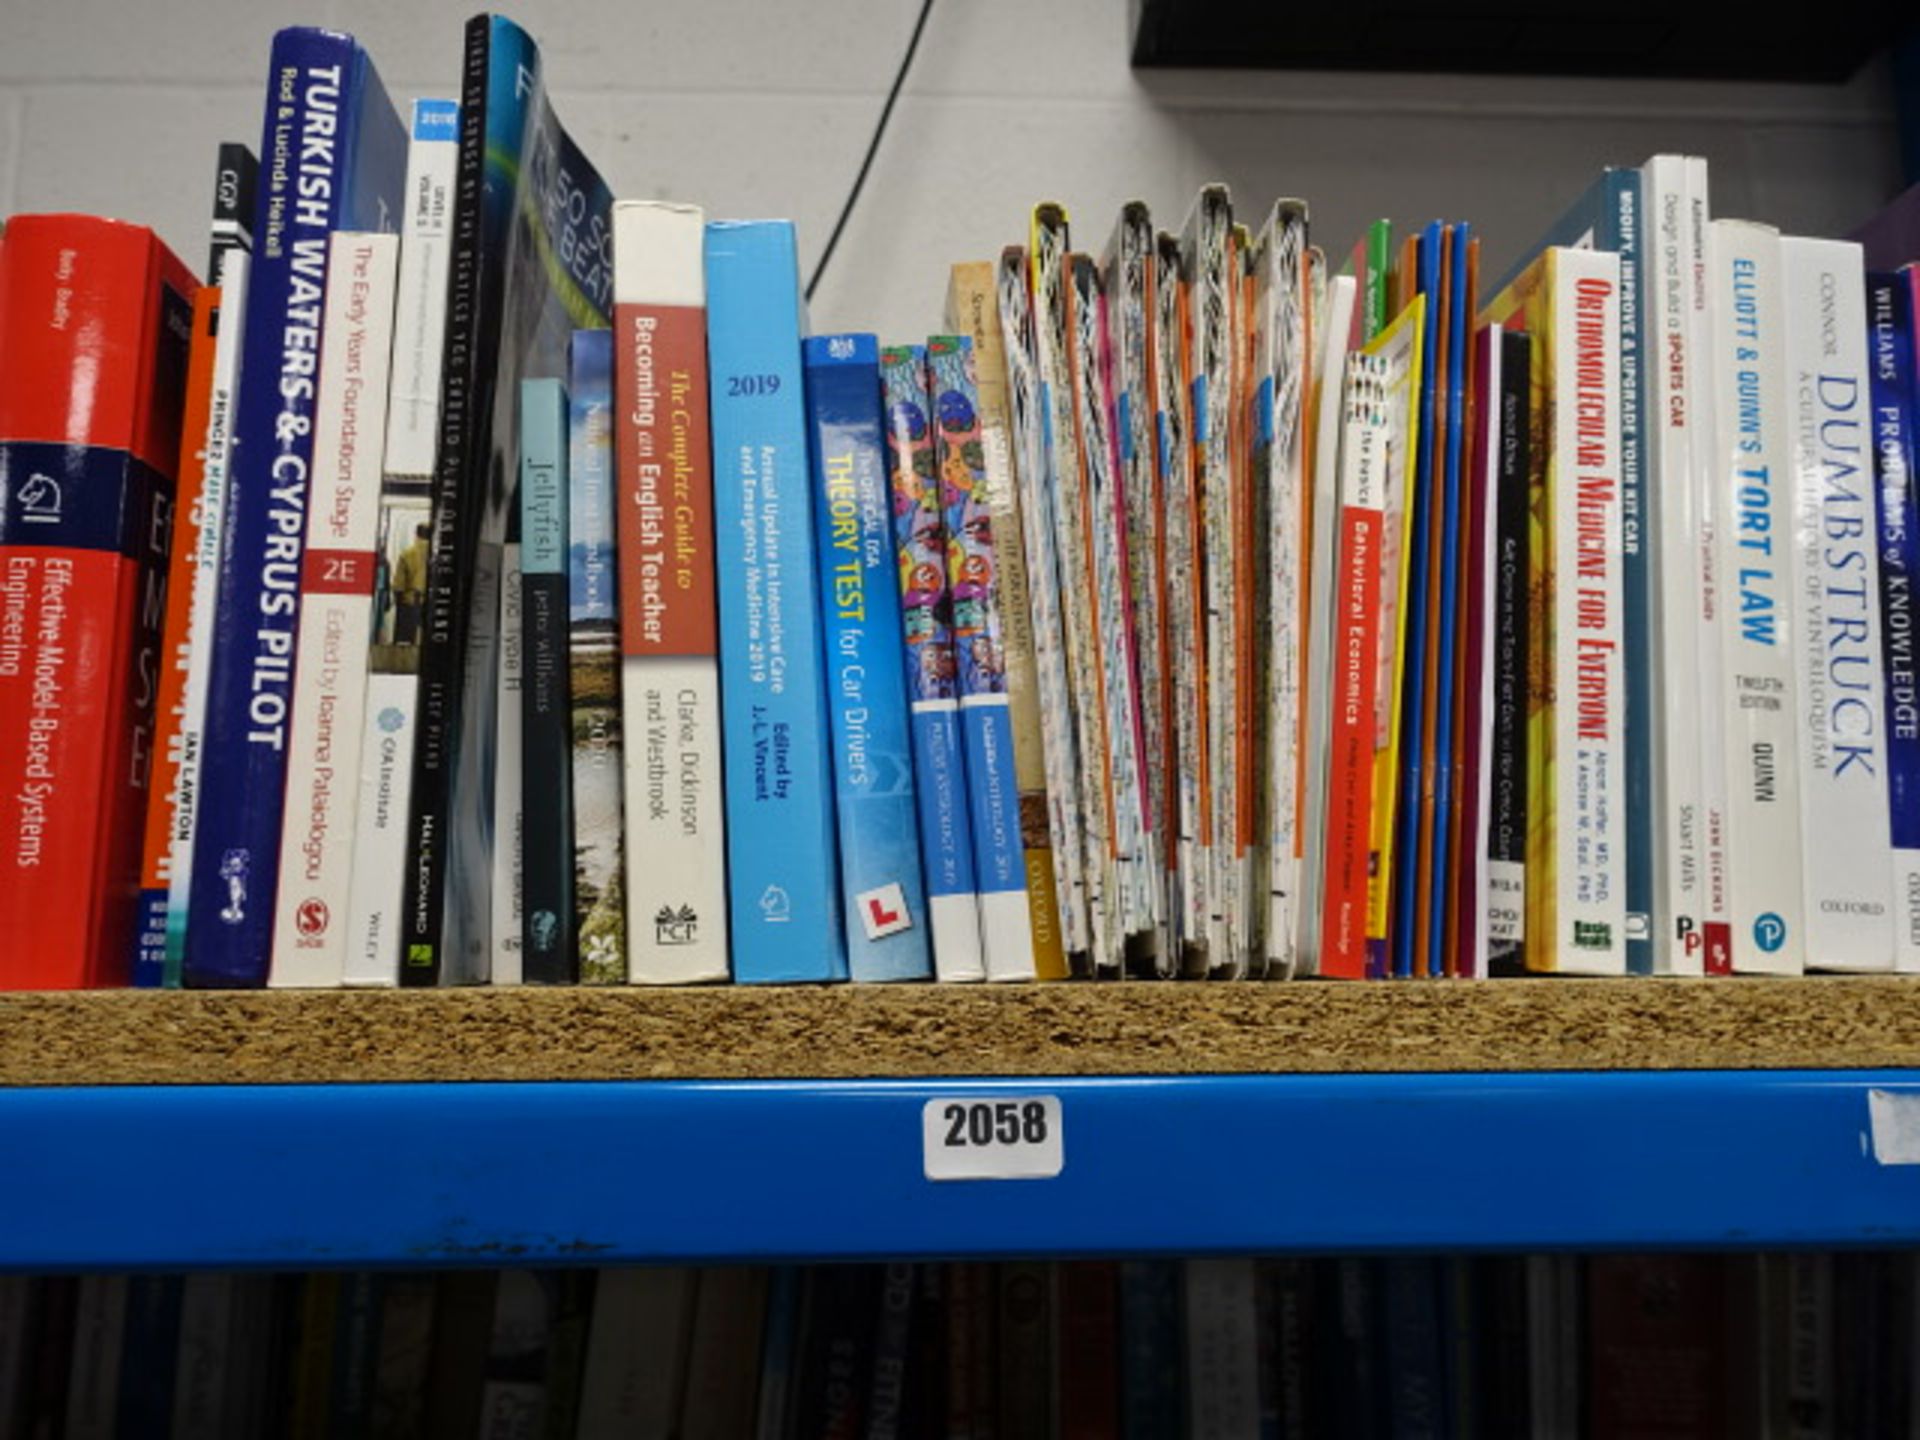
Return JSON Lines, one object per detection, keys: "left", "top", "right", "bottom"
{"left": 1753, "top": 912, "right": 1787, "bottom": 954}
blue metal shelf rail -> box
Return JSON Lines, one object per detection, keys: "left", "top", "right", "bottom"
{"left": 8, "top": 1069, "right": 1920, "bottom": 1270}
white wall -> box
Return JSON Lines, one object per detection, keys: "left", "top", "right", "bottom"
{"left": 0, "top": 0, "right": 1903, "bottom": 341}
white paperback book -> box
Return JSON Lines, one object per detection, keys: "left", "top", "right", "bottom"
{"left": 269, "top": 231, "right": 400, "bottom": 987}
{"left": 342, "top": 98, "right": 458, "bottom": 986}
{"left": 1684, "top": 156, "right": 1735, "bottom": 975}
{"left": 1641, "top": 155, "right": 1708, "bottom": 974}
{"left": 1783, "top": 236, "right": 1896, "bottom": 971}
{"left": 1704, "top": 220, "right": 1806, "bottom": 974}
{"left": 613, "top": 201, "right": 730, "bottom": 982}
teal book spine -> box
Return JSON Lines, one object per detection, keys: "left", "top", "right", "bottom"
{"left": 519, "top": 378, "right": 575, "bottom": 981}
{"left": 705, "top": 220, "right": 845, "bottom": 982}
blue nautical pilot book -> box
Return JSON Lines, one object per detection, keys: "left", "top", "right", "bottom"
{"left": 185, "top": 27, "right": 405, "bottom": 987}
{"left": 804, "top": 333, "right": 933, "bottom": 982}
{"left": 705, "top": 220, "right": 845, "bottom": 982}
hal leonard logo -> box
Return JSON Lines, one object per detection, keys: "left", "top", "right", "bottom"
{"left": 656, "top": 904, "right": 698, "bottom": 945}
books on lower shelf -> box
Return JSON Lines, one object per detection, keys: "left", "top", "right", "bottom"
{"left": 2, "top": 1254, "right": 1915, "bottom": 1437}
{"left": 10, "top": 14, "right": 1920, "bottom": 991}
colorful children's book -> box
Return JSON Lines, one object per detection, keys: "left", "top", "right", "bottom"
{"left": 399, "top": 17, "right": 611, "bottom": 984}
{"left": 929, "top": 334, "right": 1038, "bottom": 981}
{"left": 706, "top": 219, "right": 843, "bottom": 983}
{"left": 806, "top": 332, "right": 934, "bottom": 983}
{"left": 1066, "top": 253, "right": 1155, "bottom": 972}
{"left": 612, "top": 201, "right": 728, "bottom": 983}
{"left": 519, "top": 377, "right": 575, "bottom": 982}
{"left": 1033, "top": 205, "right": 1117, "bottom": 974}
{"left": 341, "top": 96, "right": 458, "bottom": 988}
{"left": 566, "top": 330, "right": 625, "bottom": 984}
{"left": 0, "top": 216, "right": 197, "bottom": 989}
{"left": 996, "top": 248, "right": 1090, "bottom": 973}
{"left": 268, "top": 232, "right": 401, "bottom": 988}
{"left": 1154, "top": 229, "right": 1212, "bottom": 976}
{"left": 1180, "top": 186, "right": 1243, "bottom": 974}
{"left": 1253, "top": 200, "right": 1310, "bottom": 976}
{"left": 882, "top": 344, "right": 985, "bottom": 983}
{"left": 947, "top": 260, "right": 1068, "bottom": 979}
{"left": 1100, "top": 207, "right": 1174, "bottom": 973}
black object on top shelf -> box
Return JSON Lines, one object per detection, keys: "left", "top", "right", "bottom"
{"left": 1129, "top": 1, "right": 1904, "bottom": 83}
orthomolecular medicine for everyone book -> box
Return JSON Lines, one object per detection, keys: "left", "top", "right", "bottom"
{"left": 613, "top": 201, "right": 729, "bottom": 984}
{"left": 805, "top": 332, "right": 934, "bottom": 983}
{"left": 269, "top": 231, "right": 400, "bottom": 988}
{"left": 705, "top": 218, "right": 844, "bottom": 983}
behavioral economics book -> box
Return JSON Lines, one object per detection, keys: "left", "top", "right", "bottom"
{"left": 341, "top": 96, "right": 457, "bottom": 988}
{"left": 929, "top": 334, "right": 1037, "bottom": 982}
{"left": 399, "top": 16, "right": 612, "bottom": 984}
{"left": 567, "top": 329, "right": 626, "bottom": 984}
{"left": 0, "top": 217, "right": 197, "bottom": 989}
{"left": 186, "top": 27, "right": 405, "bottom": 987}
{"left": 611, "top": 201, "right": 727, "bottom": 984}
{"left": 706, "top": 219, "right": 844, "bottom": 983}
{"left": 268, "top": 231, "right": 400, "bottom": 988}
{"left": 882, "top": 344, "right": 984, "bottom": 983}
{"left": 805, "top": 333, "right": 933, "bottom": 983}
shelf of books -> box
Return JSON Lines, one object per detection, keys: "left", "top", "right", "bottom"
{"left": 10, "top": 13, "right": 1920, "bottom": 1276}
{"left": 3, "top": 983, "right": 1920, "bottom": 1267}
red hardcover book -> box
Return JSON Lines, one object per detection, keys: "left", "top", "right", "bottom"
{"left": 0, "top": 215, "right": 197, "bottom": 988}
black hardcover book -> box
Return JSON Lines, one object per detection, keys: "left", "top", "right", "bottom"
{"left": 1487, "top": 327, "right": 1532, "bottom": 977}
{"left": 208, "top": 141, "right": 259, "bottom": 282}
{"left": 519, "top": 378, "right": 575, "bottom": 982}
{"left": 398, "top": 15, "right": 612, "bottom": 983}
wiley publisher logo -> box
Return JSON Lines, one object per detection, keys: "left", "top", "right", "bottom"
{"left": 655, "top": 904, "right": 698, "bottom": 946}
